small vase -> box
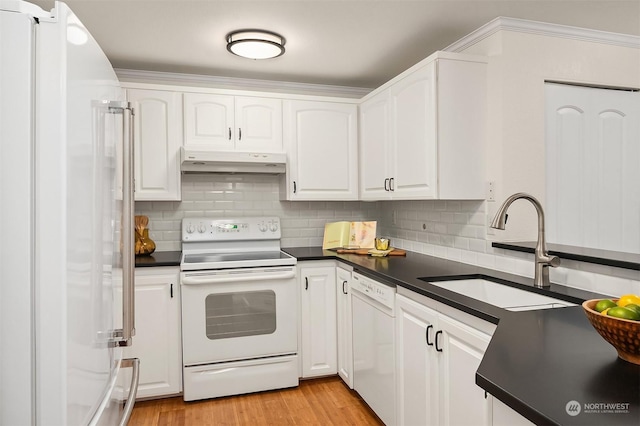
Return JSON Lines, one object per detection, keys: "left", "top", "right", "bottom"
{"left": 135, "top": 228, "right": 156, "bottom": 256}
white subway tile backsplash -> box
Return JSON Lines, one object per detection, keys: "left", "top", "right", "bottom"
{"left": 137, "top": 175, "right": 638, "bottom": 296}
{"left": 469, "top": 239, "right": 487, "bottom": 253}
{"left": 477, "top": 253, "right": 496, "bottom": 269}
{"left": 461, "top": 250, "right": 478, "bottom": 265}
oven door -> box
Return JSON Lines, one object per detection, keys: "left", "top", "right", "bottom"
{"left": 181, "top": 266, "right": 297, "bottom": 365}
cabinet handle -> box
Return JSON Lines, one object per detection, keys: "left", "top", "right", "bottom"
{"left": 228, "top": 127, "right": 232, "bottom": 140}
{"left": 342, "top": 280, "right": 348, "bottom": 294}
{"left": 384, "top": 178, "right": 389, "bottom": 191}
{"left": 293, "top": 181, "right": 297, "bottom": 194}
{"left": 435, "top": 330, "right": 443, "bottom": 352}
{"left": 389, "top": 177, "right": 395, "bottom": 191}
{"left": 426, "top": 325, "right": 434, "bottom": 346}
{"left": 238, "top": 128, "right": 242, "bottom": 140}
{"left": 305, "top": 277, "right": 309, "bottom": 290}
{"left": 170, "top": 283, "right": 173, "bottom": 298}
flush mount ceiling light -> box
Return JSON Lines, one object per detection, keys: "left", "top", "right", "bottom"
{"left": 226, "top": 30, "right": 286, "bottom": 60}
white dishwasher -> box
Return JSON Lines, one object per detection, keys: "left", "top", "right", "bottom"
{"left": 351, "top": 272, "right": 396, "bottom": 426}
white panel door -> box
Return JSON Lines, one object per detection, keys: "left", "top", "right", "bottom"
{"left": 546, "top": 83, "right": 640, "bottom": 253}
{"left": 396, "top": 295, "right": 440, "bottom": 426}
{"left": 115, "top": 268, "right": 182, "bottom": 399}
{"left": 127, "top": 89, "right": 182, "bottom": 200}
{"left": 437, "top": 313, "right": 492, "bottom": 426}
{"left": 360, "top": 91, "right": 392, "bottom": 200}
{"left": 336, "top": 267, "right": 353, "bottom": 388}
{"left": 235, "top": 96, "right": 282, "bottom": 152}
{"left": 183, "top": 93, "right": 235, "bottom": 150}
{"left": 283, "top": 100, "right": 358, "bottom": 200}
{"left": 390, "top": 62, "right": 438, "bottom": 199}
{"left": 299, "top": 265, "right": 337, "bottom": 378}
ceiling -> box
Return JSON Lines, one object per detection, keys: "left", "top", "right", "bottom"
{"left": 31, "top": 0, "right": 640, "bottom": 90}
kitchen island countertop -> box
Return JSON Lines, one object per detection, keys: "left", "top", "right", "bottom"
{"left": 284, "top": 246, "right": 640, "bottom": 426}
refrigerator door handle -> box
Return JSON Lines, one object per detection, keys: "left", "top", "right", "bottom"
{"left": 121, "top": 103, "right": 135, "bottom": 346}
{"left": 118, "top": 358, "right": 140, "bottom": 426}
{"left": 108, "top": 101, "right": 136, "bottom": 347}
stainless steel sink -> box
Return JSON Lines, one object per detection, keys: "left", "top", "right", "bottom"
{"left": 424, "top": 279, "right": 576, "bottom": 311}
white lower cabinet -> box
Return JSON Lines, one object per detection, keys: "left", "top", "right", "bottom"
{"left": 117, "top": 267, "right": 182, "bottom": 399}
{"left": 396, "top": 290, "right": 496, "bottom": 426}
{"left": 298, "top": 261, "right": 337, "bottom": 378}
{"left": 492, "top": 398, "right": 535, "bottom": 426}
{"left": 336, "top": 265, "right": 353, "bottom": 388}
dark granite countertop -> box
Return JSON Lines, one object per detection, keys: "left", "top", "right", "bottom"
{"left": 135, "top": 250, "right": 181, "bottom": 267}
{"left": 493, "top": 241, "right": 640, "bottom": 271}
{"left": 283, "top": 247, "right": 640, "bottom": 426}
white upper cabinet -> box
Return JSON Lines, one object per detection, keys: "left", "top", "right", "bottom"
{"left": 183, "top": 93, "right": 283, "bottom": 152}
{"left": 360, "top": 52, "right": 487, "bottom": 200}
{"left": 281, "top": 100, "right": 358, "bottom": 200}
{"left": 126, "top": 88, "right": 182, "bottom": 201}
{"left": 391, "top": 63, "right": 438, "bottom": 199}
{"left": 359, "top": 92, "right": 391, "bottom": 198}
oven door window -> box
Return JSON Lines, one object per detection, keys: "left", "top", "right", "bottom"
{"left": 205, "top": 291, "right": 276, "bottom": 340}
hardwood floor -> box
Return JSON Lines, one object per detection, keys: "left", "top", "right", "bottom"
{"left": 128, "top": 376, "right": 384, "bottom": 425}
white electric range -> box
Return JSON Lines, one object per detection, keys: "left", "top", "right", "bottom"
{"left": 179, "top": 217, "right": 298, "bottom": 401}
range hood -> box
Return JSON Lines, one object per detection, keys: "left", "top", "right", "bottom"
{"left": 180, "top": 148, "right": 286, "bottom": 174}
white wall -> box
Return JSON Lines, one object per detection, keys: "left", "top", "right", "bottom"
{"left": 458, "top": 27, "right": 640, "bottom": 243}
{"left": 135, "top": 21, "right": 640, "bottom": 298}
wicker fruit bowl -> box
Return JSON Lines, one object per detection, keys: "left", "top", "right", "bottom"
{"left": 583, "top": 299, "right": 640, "bottom": 365}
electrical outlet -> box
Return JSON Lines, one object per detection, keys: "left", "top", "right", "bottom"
{"left": 486, "top": 181, "right": 495, "bottom": 201}
{"left": 392, "top": 210, "right": 398, "bottom": 225}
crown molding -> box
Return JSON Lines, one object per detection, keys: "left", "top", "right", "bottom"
{"left": 445, "top": 16, "right": 640, "bottom": 53}
{"left": 115, "top": 68, "right": 371, "bottom": 99}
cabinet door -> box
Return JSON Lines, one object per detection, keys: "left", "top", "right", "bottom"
{"left": 299, "top": 265, "right": 337, "bottom": 378}
{"left": 336, "top": 267, "right": 353, "bottom": 388}
{"left": 127, "top": 89, "right": 182, "bottom": 200}
{"left": 492, "top": 397, "right": 534, "bottom": 426}
{"left": 183, "top": 93, "right": 234, "bottom": 150}
{"left": 283, "top": 100, "right": 358, "bottom": 200}
{"left": 390, "top": 63, "right": 438, "bottom": 199}
{"left": 438, "top": 313, "right": 492, "bottom": 426}
{"left": 117, "top": 268, "right": 182, "bottom": 399}
{"left": 359, "top": 91, "right": 392, "bottom": 200}
{"left": 235, "top": 96, "right": 282, "bottom": 152}
{"left": 396, "top": 294, "right": 440, "bottom": 426}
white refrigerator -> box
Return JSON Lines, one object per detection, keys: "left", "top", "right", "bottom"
{"left": 0, "top": 1, "right": 138, "bottom": 424}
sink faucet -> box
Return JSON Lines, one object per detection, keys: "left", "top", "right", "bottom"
{"left": 490, "top": 192, "right": 560, "bottom": 288}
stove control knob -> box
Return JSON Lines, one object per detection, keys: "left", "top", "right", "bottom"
{"left": 258, "top": 223, "right": 267, "bottom": 232}
{"left": 186, "top": 223, "right": 195, "bottom": 234}
{"left": 269, "top": 222, "right": 278, "bottom": 232}
{"left": 197, "top": 223, "right": 207, "bottom": 233}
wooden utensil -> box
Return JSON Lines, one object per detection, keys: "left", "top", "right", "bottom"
{"left": 336, "top": 248, "right": 406, "bottom": 256}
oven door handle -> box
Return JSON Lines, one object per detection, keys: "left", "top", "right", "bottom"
{"left": 182, "top": 270, "right": 296, "bottom": 285}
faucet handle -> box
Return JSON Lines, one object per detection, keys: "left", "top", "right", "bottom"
{"left": 539, "top": 254, "right": 561, "bottom": 268}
